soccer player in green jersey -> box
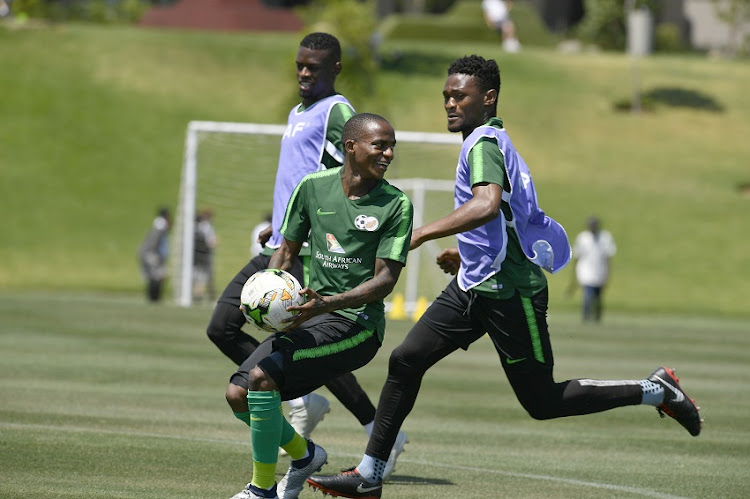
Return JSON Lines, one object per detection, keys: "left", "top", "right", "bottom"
{"left": 207, "top": 32, "right": 408, "bottom": 478}
{"left": 225, "top": 113, "right": 413, "bottom": 499}
{"left": 307, "top": 55, "right": 702, "bottom": 499}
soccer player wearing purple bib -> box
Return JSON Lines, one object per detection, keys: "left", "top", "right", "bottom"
{"left": 307, "top": 55, "right": 702, "bottom": 499}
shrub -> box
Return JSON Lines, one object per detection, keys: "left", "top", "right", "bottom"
{"left": 655, "top": 22, "right": 684, "bottom": 52}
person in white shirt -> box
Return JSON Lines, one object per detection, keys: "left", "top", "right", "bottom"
{"left": 570, "top": 216, "right": 616, "bottom": 322}
{"left": 482, "top": 0, "right": 521, "bottom": 53}
{"left": 249, "top": 213, "right": 272, "bottom": 259}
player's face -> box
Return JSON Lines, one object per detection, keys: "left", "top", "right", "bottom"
{"left": 351, "top": 120, "right": 396, "bottom": 182}
{"left": 296, "top": 46, "right": 340, "bottom": 105}
{"left": 443, "top": 73, "right": 495, "bottom": 137}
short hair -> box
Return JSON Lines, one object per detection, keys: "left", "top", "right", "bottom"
{"left": 447, "top": 55, "right": 501, "bottom": 94}
{"left": 342, "top": 113, "right": 390, "bottom": 144}
{"left": 300, "top": 32, "right": 342, "bottom": 62}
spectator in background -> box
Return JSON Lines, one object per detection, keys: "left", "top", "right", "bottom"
{"left": 193, "top": 208, "right": 218, "bottom": 302}
{"left": 249, "top": 212, "right": 272, "bottom": 259}
{"left": 570, "top": 216, "right": 616, "bottom": 322}
{"left": 482, "top": 0, "right": 521, "bottom": 53}
{"left": 138, "top": 206, "right": 171, "bottom": 303}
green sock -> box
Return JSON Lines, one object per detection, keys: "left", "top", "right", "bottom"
{"left": 232, "top": 410, "right": 251, "bottom": 426}
{"left": 247, "top": 390, "right": 282, "bottom": 490}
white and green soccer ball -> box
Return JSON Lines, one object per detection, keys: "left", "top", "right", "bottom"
{"left": 240, "top": 269, "right": 305, "bottom": 332}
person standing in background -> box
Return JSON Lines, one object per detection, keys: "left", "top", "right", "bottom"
{"left": 249, "top": 213, "right": 272, "bottom": 259}
{"left": 138, "top": 206, "right": 170, "bottom": 303}
{"left": 482, "top": 0, "right": 521, "bottom": 53}
{"left": 193, "top": 208, "right": 218, "bottom": 302}
{"left": 570, "top": 216, "right": 616, "bottom": 322}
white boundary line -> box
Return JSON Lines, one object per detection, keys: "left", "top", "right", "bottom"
{"left": 2, "top": 422, "right": 691, "bottom": 499}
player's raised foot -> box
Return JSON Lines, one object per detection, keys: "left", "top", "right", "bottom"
{"left": 290, "top": 393, "right": 331, "bottom": 439}
{"left": 230, "top": 483, "right": 278, "bottom": 499}
{"left": 382, "top": 430, "right": 408, "bottom": 481}
{"left": 277, "top": 439, "right": 328, "bottom": 499}
{"left": 307, "top": 467, "right": 382, "bottom": 498}
{"left": 648, "top": 366, "right": 702, "bottom": 436}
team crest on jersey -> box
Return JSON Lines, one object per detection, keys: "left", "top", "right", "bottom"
{"left": 326, "top": 233, "right": 346, "bottom": 254}
{"left": 354, "top": 214, "right": 379, "bottom": 232}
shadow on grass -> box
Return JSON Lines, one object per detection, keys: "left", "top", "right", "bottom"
{"left": 614, "top": 87, "right": 724, "bottom": 112}
{"left": 385, "top": 474, "right": 454, "bottom": 486}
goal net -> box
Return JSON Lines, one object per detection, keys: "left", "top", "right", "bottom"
{"left": 173, "top": 121, "right": 462, "bottom": 318}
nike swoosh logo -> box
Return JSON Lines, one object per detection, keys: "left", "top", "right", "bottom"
{"left": 654, "top": 375, "right": 685, "bottom": 402}
{"left": 250, "top": 416, "right": 270, "bottom": 422}
{"left": 317, "top": 208, "right": 336, "bottom": 216}
{"left": 356, "top": 484, "right": 381, "bottom": 493}
{"left": 506, "top": 357, "right": 527, "bottom": 365}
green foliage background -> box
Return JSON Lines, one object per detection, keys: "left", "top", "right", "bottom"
{"left": 0, "top": 23, "right": 749, "bottom": 318}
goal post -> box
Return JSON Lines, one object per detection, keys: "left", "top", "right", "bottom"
{"left": 173, "top": 120, "right": 461, "bottom": 314}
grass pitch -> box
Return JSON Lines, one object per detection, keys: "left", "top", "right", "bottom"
{"left": 1, "top": 291, "right": 748, "bottom": 498}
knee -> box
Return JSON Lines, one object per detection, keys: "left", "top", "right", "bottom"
{"left": 522, "top": 402, "right": 556, "bottom": 421}
{"left": 247, "top": 366, "right": 277, "bottom": 392}
{"left": 388, "top": 344, "right": 426, "bottom": 380}
{"left": 509, "top": 375, "right": 562, "bottom": 421}
{"left": 225, "top": 383, "right": 248, "bottom": 411}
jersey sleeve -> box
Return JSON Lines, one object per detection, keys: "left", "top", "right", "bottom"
{"left": 321, "top": 102, "right": 356, "bottom": 169}
{"left": 376, "top": 191, "right": 414, "bottom": 265}
{"left": 468, "top": 136, "right": 507, "bottom": 189}
{"left": 280, "top": 175, "right": 311, "bottom": 243}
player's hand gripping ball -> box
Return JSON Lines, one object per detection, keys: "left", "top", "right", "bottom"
{"left": 240, "top": 269, "right": 305, "bottom": 332}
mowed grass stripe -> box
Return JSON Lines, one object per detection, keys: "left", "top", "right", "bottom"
{"left": 1, "top": 421, "right": 690, "bottom": 499}
{"left": 1, "top": 292, "right": 748, "bottom": 498}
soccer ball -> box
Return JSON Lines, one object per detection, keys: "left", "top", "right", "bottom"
{"left": 240, "top": 269, "right": 305, "bottom": 332}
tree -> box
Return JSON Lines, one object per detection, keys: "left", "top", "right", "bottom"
{"left": 712, "top": 0, "right": 750, "bottom": 57}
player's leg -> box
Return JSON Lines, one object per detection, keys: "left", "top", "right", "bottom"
{"left": 485, "top": 289, "right": 701, "bottom": 435}
{"left": 581, "top": 285, "right": 595, "bottom": 321}
{"left": 307, "top": 279, "right": 483, "bottom": 497}
{"left": 364, "top": 320, "right": 464, "bottom": 460}
{"left": 592, "top": 285, "right": 603, "bottom": 322}
{"left": 324, "top": 373, "right": 375, "bottom": 425}
{"left": 206, "top": 255, "right": 271, "bottom": 364}
{"left": 264, "top": 314, "right": 380, "bottom": 498}
{"left": 226, "top": 337, "right": 287, "bottom": 498}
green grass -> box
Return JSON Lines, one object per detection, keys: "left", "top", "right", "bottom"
{"left": 1, "top": 23, "right": 749, "bottom": 318}
{"left": 1, "top": 292, "right": 749, "bottom": 498}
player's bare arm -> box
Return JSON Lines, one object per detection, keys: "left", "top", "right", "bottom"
{"left": 268, "top": 238, "right": 303, "bottom": 272}
{"left": 410, "top": 182, "right": 502, "bottom": 250}
{"left": 284, "top": 257, "right": 403, "bottom": 329}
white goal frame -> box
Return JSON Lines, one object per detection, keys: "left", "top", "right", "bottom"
{"left": 174, "top": 120, "right": 460, "bottom": 308}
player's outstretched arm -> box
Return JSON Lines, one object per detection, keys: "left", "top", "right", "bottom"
{"left": 410, "top": 182, "right": 502, "bottom": 250}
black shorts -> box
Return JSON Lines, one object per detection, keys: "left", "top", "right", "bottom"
{"left": 419, "top": 278, "right": 554, "bottom": 373}
{"left": 217, "top": 253, "right": 305, "bottom": 308}
{"left": 229, "top": 313, "right": 381, "bottom": 400}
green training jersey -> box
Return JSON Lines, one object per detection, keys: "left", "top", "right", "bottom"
{"left": 468, "top": 131, "right": 547, "bottom": 300}
{"left": 281, "top": 167, "right": 413, "bottom": 339}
